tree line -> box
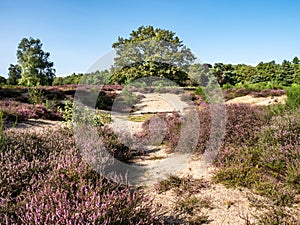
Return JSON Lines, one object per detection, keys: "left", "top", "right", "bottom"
{"left": 2, "top": 26, "right": 300, "bottom": 88}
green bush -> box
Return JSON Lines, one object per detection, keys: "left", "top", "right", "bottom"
{"left": 194, "top": 86, "right": 207, "bottom": 102}
{"left": 28, "top": 87, "right": 44, "bottom": 105}
{"left": 58, "top": 100, "right": 111, "bottom": 127}
{"left": 286, "top": 84, "right": 300, "bottom": 109}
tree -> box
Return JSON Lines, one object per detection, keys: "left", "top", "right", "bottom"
{"left": 110, "top": 25, "right": 196, "bottom": 85}
{"left": 17, "top": 37, "right": 55, "bottom": 86}
{"left": 277, "top": 60, "right": 294, "bottom": 86}
{"left": 0, "top": 76, "right": 6, "bottom": 85}
{"left": 7, "top": 64, "right": 21, "bottom": 85}
{"left": 292, "top": 56, "right": 299, "bottom": 65}
{"left": 210, "top": 63, "right": 237, "bottom": 86}
{"left": 234, "top": 64, "right": 256, "bottom": 84}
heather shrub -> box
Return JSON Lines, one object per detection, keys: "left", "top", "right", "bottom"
{"left": 149, "top": 103, "right": 266, "bottom": 155}
{"left": 96, "top": 125, "right": 142, "bottom": 161}
{"left": 255, "top": 204, "right": 299, "bottom": 225}
{"left": 224, "top": 104, "right": 267, "bottom": 146}
{"left": 138, "top": 111, "right": 182, "bottom": 153}
{"left": 223, "top": 87, "right": 252, "bottom": 100}
{"left": 215, "top": 108, "right": 300, "bottom": 208}
{"left": 250, "top": 89, "right": 286, "bottom": 98}
{"left": 0, "top": 100, "right": 62, "bottom": 123}
{"left": 0, "top": 128, "right": 160, "bottom": 224}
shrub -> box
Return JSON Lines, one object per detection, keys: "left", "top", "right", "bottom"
{"left": 96, "top": 126, "right": 141, "bottom": 162}
{"left": 0, "top": 100, "right": 62, "bottom": 123}
{"left": 286, "top": 84, "right": 300, "bottom": 109}
{"left": 224, "top": 104, "right": 267, "bottom": 146}
{"left": 28, "top": 87, "right": 44, "bottom": 105}
{"left": 250, "top": 89, "right": 286, "bottom": 98}
{"left": 0, "top": 128, "right": 161, "bottom": 224}
{"left": 214, "top": 108, "right": 300, "bottom": 208}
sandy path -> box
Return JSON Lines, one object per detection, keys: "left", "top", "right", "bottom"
{"left": 226, "top": 94, "right": 287, "bottom": 105}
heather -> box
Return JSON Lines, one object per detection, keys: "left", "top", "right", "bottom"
{"left": 214, "top": 104, "right": 300, "bottom": 223}
{"left": 0, "top": 82, "right": 298, "bottom": 223}
{"left": 0, "top": 100, "right": 62, "bottom": 122}
{"left": 136, "top": 89, "right": 300, "bottom": 223}
{"left": 0, "top": 128, "right": 160, "bottom": 224}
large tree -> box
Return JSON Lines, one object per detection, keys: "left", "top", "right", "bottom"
{"left": 17, "top": 37, "right": 55, "bottom": 86}
{"left": 110, "top": 25, "right": 196, "bottom": 85}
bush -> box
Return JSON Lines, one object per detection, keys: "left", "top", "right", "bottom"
{"left": 0, "top": 100, "right": 62, "bottom": 123}
{"left": 286, "top": 84, "right": 300, "bottom": 109}
{"left": 214, "top": 108, "right": 300, "bottom": 208}
{"left": 0, "top": 128, "right": 161, "bottom": 224}
{"left": 28, "top": 87, "right": 44, "bottom": 105}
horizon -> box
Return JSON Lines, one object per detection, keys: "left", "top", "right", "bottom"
{"left": 1, "top": 0, "right": 300, "bottom": 77}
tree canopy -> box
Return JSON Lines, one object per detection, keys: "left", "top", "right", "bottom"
{"left": 110, "top": 25, "right": 196, "bottom": 85}
{"left": 17, "top": 37, "right": 55, "bottom": 86}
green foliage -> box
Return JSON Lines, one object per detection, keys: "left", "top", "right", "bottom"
{"left": 286, "top": 84, "right": 300, "bottom": 109}
{"left": 52, "top": 77, "right": 64, "bottom": 86}
{"left": 210, "top": 63, "right": 237, "bottom": 86}
{"left": 53, "top": 70, "right": 111, "bottom": 85}
{"left": 7, "top": 64, "right": 21, "bottom": 85}
{"left": 28, "top": 87, "right": 44, "bottom": 105}
{"left": 58, "top": 100, "right": 74, "bottom": 123}
{"left": 0, "top": 76, "right": 6, "bottom": 86}
{"left": 57, "top": 73, "right": 83, "bottom": 85}
{"left": 58, "top": 100, "right": 111, "bottom": 127}
{"left": 111, "top": 25, "right": 195, "bottom": 85}
{"left": 194, "top": 86, "right": 207, "bottom": 102}
{"left": 80, "top": 70, "right": 110, "bottom": 85}
{"left": 187, "top": 63, "right": 211, "bottom": 86}
{"left": 16, "top": 37, "right": 55, "bottom": 86}
{"left": 209, "top": 58, "right": 300, "bottom": 88}
{"left": 110, "top": 61, "right": 189, "bottom": 86}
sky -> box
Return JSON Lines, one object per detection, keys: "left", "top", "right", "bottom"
{"left": 1, "top": 0, "right": 300, "bottom": 77}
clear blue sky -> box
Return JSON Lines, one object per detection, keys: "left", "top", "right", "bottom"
{"left": 1, "top": 0, "right": 300, "bottom": 77}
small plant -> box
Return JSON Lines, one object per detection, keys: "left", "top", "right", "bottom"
{"left": 128, "top": 114, "right": 155, "bottom": 122}
{"left": 28, "top": 87, "right": 44, "bottom": 105}
{"left": 155, "top": 175, "right": 210, "bottom": 195}
{"left": 173, "top": 196, "right": 211, "bottom": 224}
{"left": 58, "top": 100, "right": 74, "bottom": 123}
{"left": 195, "top": 86, "right": 207, "bottom": 102}
{"left": 59, "top": 100, "right": 111, "bottom": 127}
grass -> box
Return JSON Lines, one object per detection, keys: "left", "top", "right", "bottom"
{"left": 155, "top": 175, "right": 210, "bottom": 195}
{"left": 128, "top": 113, "right": 155, "bottom": 122}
